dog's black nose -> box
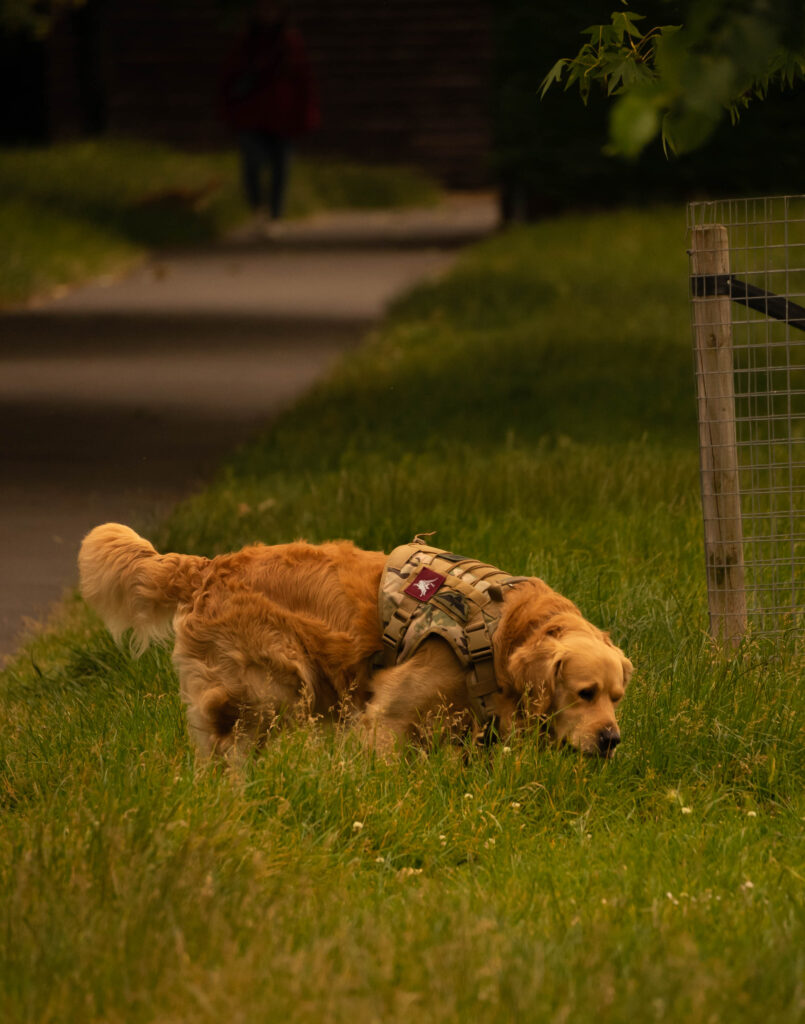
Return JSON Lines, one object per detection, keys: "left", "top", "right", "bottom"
{"left": 598, "top": 727, "right": 620, "bottom": 756}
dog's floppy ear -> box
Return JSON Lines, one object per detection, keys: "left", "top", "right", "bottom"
{"left": 603, "top": 632, "right": 634, "bottom": 687}
{"left": 506, "top": 634, "right": 565, "bottom": 716}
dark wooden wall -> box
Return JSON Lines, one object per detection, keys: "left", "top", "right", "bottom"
{"left": 45, "top": 0, "right": 495, "bottom": 187}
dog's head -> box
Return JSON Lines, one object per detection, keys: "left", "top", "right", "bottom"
{"left": 504, "top": 621, "right": 633, "bottom": 757}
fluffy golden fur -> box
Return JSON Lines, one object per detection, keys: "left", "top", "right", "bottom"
{"left": 79, "top": 524, "right": 632, "bottom": 760}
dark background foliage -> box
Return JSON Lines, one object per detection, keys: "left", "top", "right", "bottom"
{"left": 493, "top": 0, "right": 805, "bottom": 217}
{"left": 2, "top": 0, "right": 804, "bottom": 214}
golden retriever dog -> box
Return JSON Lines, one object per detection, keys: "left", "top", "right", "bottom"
{"left": 78, "top": 524, "right": 632, "bottom": 760}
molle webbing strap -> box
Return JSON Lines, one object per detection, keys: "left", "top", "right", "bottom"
{"left": 381, "top": 592, "right": 420, "bottom": 650}
{"left": 464, "top": 618, "right": 497, "bottom": 715}
{"left": 379, "top": 544, "right": 428, "bottom": 652}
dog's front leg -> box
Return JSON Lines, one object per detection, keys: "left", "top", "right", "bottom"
{"left": 358, "top": 639, "right": 473, "bottom": 752}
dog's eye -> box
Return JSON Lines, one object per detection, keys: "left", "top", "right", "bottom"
{"left": 578, "top": 687, "right": 596, "bottom": 702}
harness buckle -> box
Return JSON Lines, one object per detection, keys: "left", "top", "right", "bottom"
{"left": 464, "top": 619, "right": 493, "bottom": 662}
{"left": 382, "top": 607, "right": 411, "bottom": 650}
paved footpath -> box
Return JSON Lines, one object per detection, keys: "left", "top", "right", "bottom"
{"left": 0, "top": 194, "right": 497, "bottom": 659}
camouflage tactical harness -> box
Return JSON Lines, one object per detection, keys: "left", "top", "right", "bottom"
{"left": 378, "top": 542, "right": 529, "bottom": 724}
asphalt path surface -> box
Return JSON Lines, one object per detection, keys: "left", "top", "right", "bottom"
{"left": 0, "top": 195, "right": 497, "bottom": 659}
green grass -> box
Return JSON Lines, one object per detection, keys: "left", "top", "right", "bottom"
{"left": 0, "top": 138, "right": 440, "bottom": 306}
{"left": 2, "top": 205, "right": 804, "bottom": 1023}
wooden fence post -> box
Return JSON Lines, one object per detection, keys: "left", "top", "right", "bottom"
{"left": 690, "top": 225, "right": 748, "bottom": 644}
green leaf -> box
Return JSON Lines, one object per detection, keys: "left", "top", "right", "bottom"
{"left": 604, "top": 55, "right": 656, "bottom": 95}
{"left": 661, "top": 105, "right": 722, "bottom": 155}
{"left": 611, "top": 10, "right": 646, "bottom": 41}
{"left": 539, "top": 60, "right": 567, "bottom": 98}
{"left": 608, "top": 90, "right": 661, "bottom": 158}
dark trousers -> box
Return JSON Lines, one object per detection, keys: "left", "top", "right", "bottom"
{"left": 238, "top": 131, "right": 290, "bottom": 219}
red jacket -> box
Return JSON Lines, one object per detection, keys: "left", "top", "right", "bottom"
{"left": 220, "top": 23, "right": 320, "bottom": 138}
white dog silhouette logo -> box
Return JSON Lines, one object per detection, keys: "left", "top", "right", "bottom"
{"left": 403, "top": 568, "right": 446, "bottom": 603}
{"left": 413, "top": 577, "right": 438, "bottom": 598}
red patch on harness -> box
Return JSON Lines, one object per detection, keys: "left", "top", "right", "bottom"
{"left": 404, "top": 568, "right": 446, "bottom": 603}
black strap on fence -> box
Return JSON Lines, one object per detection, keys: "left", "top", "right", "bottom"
{"left": 691, "top": 274, "right": 805, "bottom": 333}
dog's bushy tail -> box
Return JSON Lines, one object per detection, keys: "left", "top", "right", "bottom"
{"left": 78, "top": 523, "right": 208, "bottom": 654}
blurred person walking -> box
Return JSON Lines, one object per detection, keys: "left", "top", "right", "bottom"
{"left": 220, "top": 1, "right": 319, "bottom": 234}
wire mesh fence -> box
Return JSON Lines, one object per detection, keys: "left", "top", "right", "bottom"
{"left": 688, "top": 195, "right": 805, "bottom": 642}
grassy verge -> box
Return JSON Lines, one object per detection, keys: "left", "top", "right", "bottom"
{"left": 0, "top": 138, "right": 440, "bottom": 306}
{"left": 1, "top": 206, "right": 803, "bottom": 1023}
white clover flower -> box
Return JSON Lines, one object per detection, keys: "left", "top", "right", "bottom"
{"left": 397, "top": 867, "right": 423, "bottom": 878}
